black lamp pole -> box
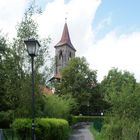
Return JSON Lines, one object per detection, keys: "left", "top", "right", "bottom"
{"left": 31, "top": 55, "right": 35, "bottom": 140}
{"left": 24, "top": 38, "right": 40, "bottom": 140}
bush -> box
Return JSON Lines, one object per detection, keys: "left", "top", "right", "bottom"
{"left": 72, "top": 116, "right": 104, "bottom": 131}
{"left": 2, "top": 129, "right": 18, "bottom": 140}
{"left": 43, "top": 95, "right": 77, "bottom": 119}
{"left": 101, "top": 116, "right": 140, "bottom": 140}
{"left": 11, "top": 118, "right": 32, "bottom": 140}
{"left": 0, "top": 110, "right": 14, "bottom": 128}
{"left": 12, "top": 118, "right": 70, "bottom": 140}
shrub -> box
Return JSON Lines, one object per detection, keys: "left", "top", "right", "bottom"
{"left": 11, "top": 118, "right": 31, "bottom": 140}
{"left": 12, "top": 118, "right": 70, "bottom": 140}
{"left": 101, "top": 116, "right": 140, "bottom": 140}
{"left": 0, "top": 110, "right": 14, "bottom": 128}
{"left": 43, "top": 95, "right": 77, "bottom": 119}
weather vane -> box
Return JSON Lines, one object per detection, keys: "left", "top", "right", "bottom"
{"left": 65, "top": 12, "right": 68, "bottom": 23}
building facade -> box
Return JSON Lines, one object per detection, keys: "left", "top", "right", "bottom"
{"left": 54, "top": 22, "right": 76, "bottom": 79}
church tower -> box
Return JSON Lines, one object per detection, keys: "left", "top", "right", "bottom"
{"left": 54, "top": 22, "right": 76, "bottom": 78}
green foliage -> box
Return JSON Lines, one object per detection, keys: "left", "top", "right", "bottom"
{"left": 2, "top": 129, "right": 18, "bottom": 140}
{"left": 89, "top": 125, "right": 107, "bottom": 140}
{"left": 110, "top": 88, "right": 140, "bottom": 120}
{"left": 11, "top": 118, "right": 32, "bottom": 140}
{"left": 55, "top": 57, "right": 104, "bottom": 114}
{"left": 43, "top": 94, "right": 77, "bottom": 119}
{"left": 35, "top": 119, "right": 51, "bottom": 140}
{"left": 101, "top": 116, "right": 140, "bottom": 140}
{"left": 72, "top": 116, "right": 104, "bottom": 131}
{"left": 0, "top": 34, "right": 22, "bottom": 127}
{"left": 12, "top": 5, "right": 52, "bottom": 119}
{"left": 0, "top": 111, "right": 14, "bottom": 128}
{"left": 100, "top": 68, "right": 140, "bottom": 139}
{"left": 0, "top": 4, "right": 52, "bottom": 128}
{"left": 0, "top": 35, "right": 10, "bottom": 111}
{"left": 36, "top": 118, "right": 70, "bottom": 140}
{"left": 101, "top": 68, "right": 136, "bottom": 102}
{"left": 57, "top": 57, "right": 97, "bottom": 96}
{"left": 12, "top": 118, "right": 70, "bottom": 140}
{"left": 13, "top": 5, "right": 52, "bottom": 75}
{"left": 72, "top": 115, "right": 104, "bottom": 123}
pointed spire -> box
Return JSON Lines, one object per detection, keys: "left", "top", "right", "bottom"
{"left": 65, "top": 17, "right": 67, "bottom": 23}
{"left": 55, "top": 22, "right": 76, "bottom": 51}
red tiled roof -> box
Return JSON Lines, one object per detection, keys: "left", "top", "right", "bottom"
{"left": 55, "top": 23, "right": 76, "bottom": 51}
{"left": 40, "top": 85, "right": 53, "bottom": 95}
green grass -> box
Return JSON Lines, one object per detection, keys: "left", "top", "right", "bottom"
{"left": 89, "top": 125, "right": 107, "bottom": 140}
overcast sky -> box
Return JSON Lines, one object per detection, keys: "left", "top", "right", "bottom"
{"left": 0, "top": 0, "right": 140, "bottom": 82}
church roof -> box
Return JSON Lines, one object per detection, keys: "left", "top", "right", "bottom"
{"left": 55, "top": 23, "right": 76, "bottom": 51}
{"left": 40, "top": 85, "right": 53, "bottom": 95}
{"left": 48, "top": 73, "right": 62, "bottom": 81}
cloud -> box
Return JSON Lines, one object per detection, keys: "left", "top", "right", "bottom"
{"left": 0, "top": 0, "right": 140, "bottom": 82}
{"left": 37, "top": 0, "right": 101, "bottom": 56}
{"left": 86, "top": 31, "right": 140, "bottom": 82}
{"left": 37, "top": 0, "right": 140, "bottom": 82}
{"left": 95, "top": 14, "right": 112, "bottom": 32}
{"left": 0, "top": 0, "right": 27, "bottom": 39}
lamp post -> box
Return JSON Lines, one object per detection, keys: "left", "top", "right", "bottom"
{"left": 24, "top": 38, "right": 40, "bottom": 140}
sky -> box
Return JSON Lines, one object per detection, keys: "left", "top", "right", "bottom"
{"left": 0, "top": 0, "right": 140, "bottom": 82}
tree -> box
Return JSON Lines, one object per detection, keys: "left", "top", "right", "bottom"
{"left": 0, "top": 33, "right": 24, "bottom": 127}
{"left": 0, "top": 5, "right": 52, "bottom": 127}
{"left": 55, "top": 57, "right": 104, "bottom": 115}
{"left": 0, "top": 34, "right": 9, "bottom": 111}
{"left": 101, "top": 84, "right": 140, "bottom": 140}
{"left": 12, "top": 6, "right": 52, "bottom": 118}
{"left": 100, "top": 68, "right": 140, "bottom": 139}
{"left": 101, "top": 68, "right": 136, "bottom": 102}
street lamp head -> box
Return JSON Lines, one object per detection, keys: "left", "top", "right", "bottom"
{"left": 24, "top": 38, "right": 40, "bottom": 57}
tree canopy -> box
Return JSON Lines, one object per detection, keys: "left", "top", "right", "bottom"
{"left": 55, "top": 57, "right": 105, "bottom": 115}
{"left": 100, "top": 68, "right": 140, "bottom": 139}
{"left": 101, "top": 68, "right": 136, "bottom": 102}
{"left": 0, "top": 6, "right": 52, "bottom": 127}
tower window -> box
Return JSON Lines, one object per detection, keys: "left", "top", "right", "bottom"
{"left": 59, "top": 50, "right": 63, "bottom": 60}
{"left": 68, "top": 52, "right": 72, "bottom": 60}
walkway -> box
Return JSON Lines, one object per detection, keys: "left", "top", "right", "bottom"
{"left": 69, "top": 123, "right": 95, "bottom": 140}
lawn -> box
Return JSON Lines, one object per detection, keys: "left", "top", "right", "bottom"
{"left": 89, "top": 124, "right": 107, "bottom": 140}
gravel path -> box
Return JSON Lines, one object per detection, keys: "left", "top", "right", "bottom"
{"left": 69, "top": 124, "right": 95, "bottom": 140}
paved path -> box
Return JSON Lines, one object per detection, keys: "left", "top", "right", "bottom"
{"left": 69, "top": 124, "right": 95, "bottom": 140}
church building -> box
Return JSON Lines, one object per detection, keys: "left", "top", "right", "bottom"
{"left": 50, "top": 21, "right": 76, "bottom": 81}
{"left": 43, "top": 21, "right": 76, "bottom": 94}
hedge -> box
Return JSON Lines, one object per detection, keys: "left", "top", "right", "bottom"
{"left": 0, "top": 111, "right": 13, "bottom": 128}
{"left": 72, "top": 116, "right": 104, "bottom": 131}
{"left": 11, "top": 118, "right": 70, "bottom": 140}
